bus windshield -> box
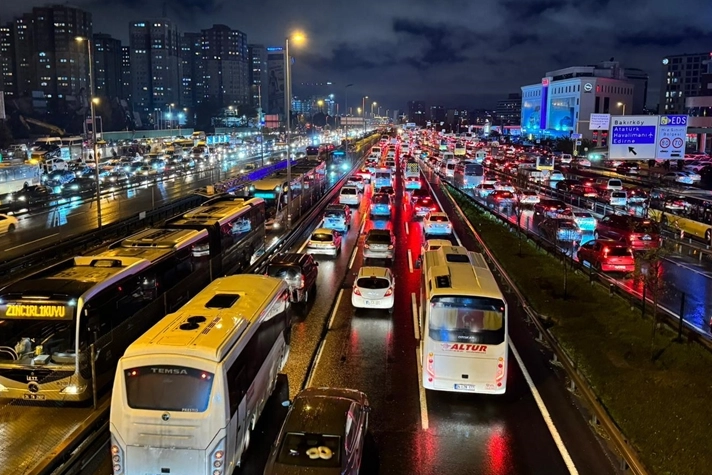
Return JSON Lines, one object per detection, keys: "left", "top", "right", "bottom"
{"left": 0, "top": 320, "right": 75, "bottom": 363}
{"left": 428, "top": 296, "right": 505, "bottom": 345}
{"left": 125, "top": 366, "right": 214, "bottom": 412}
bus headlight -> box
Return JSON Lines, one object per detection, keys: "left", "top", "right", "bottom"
{"left": 0, "top": 383, "right": 8, "bottom": 392}
{"left": 60, "top": 384, "right": 84, "bottom": 394}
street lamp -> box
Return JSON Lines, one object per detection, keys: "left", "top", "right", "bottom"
{"left": 76, "top": 35, "right": 103, "bottom": 229}
{"left": 361, "top": 96, "right": 368, "bottom": 135}
{"left": 284, "top": 30, "right": 307, "bottom": 230}
{"left": 617, "top": 102, "right": 626, "bottom": 116}
{"left": 371, "top": 101, "right": 377, "bottom": 118}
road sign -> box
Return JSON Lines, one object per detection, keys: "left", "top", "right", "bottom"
{"left": 575, "top": 140, "right": 582, "bottom": 146}
{"left": 571, "top": 133, "right": 582, "bottom": 139}
{"left": 608, "top": 115, "right": 658, "bottom": 159}
{"left": 656, "top": 115, "right": 687, "bottom": 159}
{"left": 589, "top": 113, "right": 610, "bottom": 130}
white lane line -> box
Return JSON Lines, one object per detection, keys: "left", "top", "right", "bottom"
{"left": 407, "top": 249, "right": 414, "bottom": 273}
{"left": 359, "top": 218, "right": 366, "bottom": 235}
{"left": 305, "top": 290, "right": 344, "bottom": 389}
{"left": 415, "top": 347, "right": 430, "bottom": 430}
{"left": 297, "top": 238, "right": 309, "bottom": 254}
{"left": 328, "top": 290, "right": 344, "bottom": 330}
{"left": 411, "top": 293, "right": 420, "bottom": 340}
{"left": 348, "top": 241, "right": 359, "bottom": 269}
{"left": 405, "top": 222, "right": 409, "bottom": 235}
{"left": 5, "top": 233, "right": 59, "bottom": 252}
{"left": 509, "top": 341, "right": 579, "bottom": 474}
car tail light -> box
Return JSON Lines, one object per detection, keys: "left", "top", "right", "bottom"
{"left": 384, "top": 287, "right": 393, "bottom": 296}
{"left": 629, "top": 235, "right": 636, "bottom": 241}
{"left": 353, "top": 286, "right": 361, "bottom": 296}
{"left": 388, "top": 244, "right": 394, "bottom": 249}
{"left": 364, "top": 244, "right": 370, "bottom": 249}
{"left": 300, "top": 275, "right": 305, "bottom": 289}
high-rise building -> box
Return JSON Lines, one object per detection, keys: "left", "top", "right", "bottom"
{"left": 12, "top": 13, "right": 34, "bottom": 98}
{"left": 0, "top": 23, "right": 15, "bottom": 97}
{"left": 200, "top": 24, "right": 248, "bottom": 109}
{"left": 121, "top": 45, "right": 131, "bottom": 102}
{"left": 266, "top": 47, "right": 285, "bottom": 116}
{"left": 180, "top": 32, "right": 202, "bottom": 112}
{"left": 685, "top": 58, "right": 712, "bottom": 153}
{"left": 660, "top": 52, "right": 711, "bottom": 114}
{"left": 429, "top": 105, "right": 445, "bottom": 124}
{"left": 248, "top": 44, "right": 268, "bottom": 112}
{"left": 129, "top": 19, "right": 182, "bottom": 120}
{"left": 407, "top": 100, "right": 426, "bottom": 126}
{"left": 496, "top": 93, "right": 521, "bottom": 125}
{"left": 92, "top": 33, "right": 122, "bottom": 100}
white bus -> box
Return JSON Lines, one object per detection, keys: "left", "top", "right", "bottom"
{"left": 110, "top": 274, "right": 291, "bottom": 475}
{"left": 418, "top": 245, "right": 508, "bottom": 394}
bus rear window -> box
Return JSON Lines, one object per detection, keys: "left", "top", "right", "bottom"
{"left": 428, "top": 296, "right": 505, "bottom": 345}
{"left": 125, "top": 366, "right": 214, "bottom": 412}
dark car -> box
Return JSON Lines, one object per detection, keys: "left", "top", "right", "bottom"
{"left": 594, "top": 214, "right": 661, "bottom": 251}
{"left": 409, "top": 187, "right": 430, "bottom": 205}
{"left": 43, "top": 169, "right": 76, "bottom": 187}
{"left": 555, "top": 179, "right": 581, "bottom": 193}
{"left": 616, "top": 163, "right": 639, "bottom": 175}
{"left": 267, "top": 253, "right": 319, "bottom": 304}
{"left": 486, "top": 190, "right": 516, "bottom": 209}
{"left": 61, "top": 177, "right": 97, "bottom": 197}
{"left": 533, "top": 199, "right": 569, "bottom": 222}
{"left": 539, "top": 217, "right": 582, "bottom": 243}
{"left": 264, "top": 387, "right": 370, "bottom": 475}
{"left": 101, "top": 171, "right": 130, "bottom": 186}
{"left": 9, "top": 185, "right": 55, "bottom": 207}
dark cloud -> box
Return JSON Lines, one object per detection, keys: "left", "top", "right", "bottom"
{"left": 391, "top": 18, "right": 470, "bottom": 67}
{"left": 501, "top": 0, "right": 567, "bottom": 20}
{"left": 616, "top": 27, "right": 712, "bottom": 48}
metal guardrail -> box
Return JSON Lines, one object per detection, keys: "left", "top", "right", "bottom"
{"left": 26, "top": 135, "right": 377, "bottom": 475}
{"left": 425, "top": 169, "right": 650, "bottom": 475}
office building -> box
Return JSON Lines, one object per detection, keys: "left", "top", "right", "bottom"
{"left": 92, "top": 33, "right": 122, "bottom": 100}
{"left": 407, "top": 100, "right": 426, "bottom": 126}
{"left": 201, "top": 24, "right": 248, "bottom": 109}
{"left": 129, "top": 19, "right": 182, "bottom": 120}
{"left": 266, "top": 46, "right": 285, "bottom": 116}
{"left": 121, "top": 45, "right": 131, "bottom": 102}
{"left": 660, "top": 52, "right": 711, "bottom": 115}
{"left": 430, "top": 105, "right": 445, "bottom": 124}
{"left": 685, "top": 58, "right": 712, "bottom": 153}
{"left": 0, "top": 23, "right": 15, "bottom": 97}
{"left": 520, "top": 61, "right": 641, "bottom": 141}
{"left": 496, "top": 93, "right": 521, "bottom": 125}
{"left": 180, "top": 32, "right": 202, "bottom": 112}
{"left": 248, "top": 44, "right": 268, "bottom": 113}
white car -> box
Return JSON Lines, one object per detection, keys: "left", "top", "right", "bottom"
{"left": 421, "top": 238, "right": 452, "bottom": 254}
{"left": 0, "top": 214, "right": 18, "bottom": 234}
{"left": 549, "top": 170, "right": 565, "bottom": 181}
{"left": 306, "top": 228, "right": 342, "bottom": 256}
{"left": 493, "top": 181, "right": 516, "bottom": 193}
{"left": 475, "top": 183, "right": 495, "bottom": 198}
{"left": 423, "top": 211, "right": 453, "bottom": 236}
{"left": 518, "top": 190, "right": 540, "bottom": 205}
{"left": 574, "top": 158, "right": 591, "bottom": 168}
{"left": 339, "top": 186, "right": 360, "bottom": 206}
{"left": 663, "top": 171, "right": 699, "bottom": 185}
{"left": 683, "top": 160, "right": 712, "bottom": 173}
{"left": 351, "top": 266, "right": 395, "bottom": 311}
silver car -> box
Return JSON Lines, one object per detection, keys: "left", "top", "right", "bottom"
{"left": 362, "top": 229, "right": 395, "bottom": 262}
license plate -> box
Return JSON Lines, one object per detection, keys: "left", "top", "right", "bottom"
{"left": 454, "top": 384, "right": 476, "bottom": 390}
{"left": 364, "top": 300, "right": 375, "bottom": 306}
{"left": 23, "top": 394, "right": 46, "bottom": 400}
{"left": 642, "top": 235, "right": 651, "bottom": 241}
{"left": 614, "top": 265, "right": 626, "bottom": 270}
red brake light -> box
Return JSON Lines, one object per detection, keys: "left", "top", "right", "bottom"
{"left": 384, "top": 287, "right": 393, "bottom": 296}
{"left": 353, "top": 286, "right": 361, "bottom": 296}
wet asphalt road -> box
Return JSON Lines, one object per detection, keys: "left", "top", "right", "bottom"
{"left": 0, "top": 153, "right": 279, "bottom": 263}
{"left": 93, "top": 150, "right": 618, "bottom": 475}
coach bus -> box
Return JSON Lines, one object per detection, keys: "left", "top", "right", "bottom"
{"left": 0, "top": 228, "right": 208, "bottom": 402}
{"left": 418, "top": 245, "right": 508, "bottom": 394}
{"left": 110, "top": 274, "right": 291, "bottom": 475}
{"left": 164, "top": 195, "right": 266, "bottom": 272}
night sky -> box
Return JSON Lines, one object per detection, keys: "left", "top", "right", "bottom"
{"left": 1, "top": 0, "right": 710, "bottom": 111}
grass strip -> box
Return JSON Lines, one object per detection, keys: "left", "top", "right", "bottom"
{"left": 444, "top": 183, "right": 712, "bottom": 475}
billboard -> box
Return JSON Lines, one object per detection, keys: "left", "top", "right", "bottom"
{"left": 521, "top": 99, "right": 542, "bottom": 130}
{"left": 548, "top": 97, "right": 575, "bottom": 132}
{"left": 267, "top": 50, "right": 285, "bottom": 116}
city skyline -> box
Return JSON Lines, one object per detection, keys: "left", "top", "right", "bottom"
{"left": 1, "top": 0, "right": 710, "bottom": 110}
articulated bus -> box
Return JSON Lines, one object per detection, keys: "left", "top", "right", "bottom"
{"left": 647, "top": 189, "right": 712, "bottom": 243}
{"left": 419, "top": 245, "right": 508, "bottom": 394}
{"left": 164, "top": 195, "right": 266, "bottom": 271}
{"left": 110, "top": 274, "right": 291, "bottom": 475}
{"left": 0, "top": 228, "right": 208, "bottom": 402}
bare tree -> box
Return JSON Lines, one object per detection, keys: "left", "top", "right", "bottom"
{"left": 632, "top": 244, "right": 669, "bottom": 360}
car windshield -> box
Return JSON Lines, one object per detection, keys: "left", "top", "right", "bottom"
{"left": 631, "top": 220, "right": 658, "bottom": 233}
{"left": 357, "top": 277, "right": 390, "bottom": 289}
{"left": 609, "top": 180, "right": 622, "bottom": 186}
{"left": 267, "top": 265, "right": 300, "bottom": 281}
{"left": 607, "top": 247, "right": 632, "bottom": 257}
{"left": 277, "top": 432, "right": 342, "bottom": 468}
{"left": 372, "top": 195, "right": 389, "bottom": 204}
{"left": 341, "top": 188, "right": 356, "bottom": 195}
{"left": 367, "top": 233, "right": 391, "bottom": 243}
{"left": 311, "top": 233, "right": 334, "bottom": 242}
{"left": 557, "top": 220, "right": 578, "bottom": 229}
{"left": 429, "top": 215, "right": 449, "bottom": 222}
{"left": 428, "top": 296, "right": 505, "bottom": 345}
{"left": 574, "top": 212, "right": 592, "bottom": 218}
{"left": 325, "top": 211, "right": 344, "bottom": 219}
{"left": 124, "top": 366, "right": 214, "bottom": 412}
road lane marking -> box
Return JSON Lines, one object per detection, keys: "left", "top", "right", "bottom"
{"left": 510, "top": 341, "right": 579, "bottom": 475}
{"left": 405, "top": 222, "right": 409, "bottom": 235}
{"left": 328, "top": 290, "right": 344, "bottom": 330}
{"left": 415, "top": 347, "right": 430, "bottom": 430}
{"left": 411, "top": 293, "right": 420, "bottom": 340}
{"left": 297, "top": 238, "right": 309, "bottom": 254}
{"left": 348, "top": 240, "right": 359, "bottom": 269}
{"left": 5, "top": 233, "right": 59, "bottom": 252}
{"left": 407, "top": 249, "right": 414, "bottom": 273}
{"left": 359, "top": 217, "right": 366, "bottom": 235}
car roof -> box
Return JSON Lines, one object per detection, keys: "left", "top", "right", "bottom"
{"left": 313, "top": 228, "right": 335, "bottom": 234}
{"left": 357, "top": 266, "right": 391, "bottom": 278}
{"left": 269, "top": 252, "right": 309, "bottom": 266}
{"left": 428, "top": 211, "right": 448, "bottom": 217}
{"left": 367, "top": 229, "right": 391, "bottom": 236}
{"left": 285, "top": 395, "right": 353, "bottom": 437}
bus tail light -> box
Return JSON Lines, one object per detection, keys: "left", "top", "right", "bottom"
{"left": 110, "top": 437, "right": 124, "bottom": 474}
{"left": 209, "top": 439, "right": 226, "bottom": 475}
{"left": 495, "top": 357, "right": 505, "bottom": 385}
{"left": 426, "top": 352, "right": 435, "bottom": 382}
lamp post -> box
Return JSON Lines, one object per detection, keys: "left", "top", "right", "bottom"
{"left": 284, "top": 31, "right": 306, "bottom": 230}
{"left": 361, "top": 96, "right": 368, "bottom": 135}
{"left": 617, "top": 102, "right": 626, "bottom": 116}
{"left": 344, "top": 83, "right": 353, "bottom": 139}
{"left": 76, "top": 36, "right": 102, "bottom": 229}
{"left": 371, "top": 101, "right": 377, "bottom": 118}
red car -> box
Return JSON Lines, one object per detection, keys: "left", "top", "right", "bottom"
{"left": 594, "top": 214, "right": 661, "bottom": 251}
{"left": 576, "top": 239, "right": 635, "bottom": 272}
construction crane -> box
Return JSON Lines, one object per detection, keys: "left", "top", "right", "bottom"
{"left": 20, "top": 115, "right": 66, "bottom": 136}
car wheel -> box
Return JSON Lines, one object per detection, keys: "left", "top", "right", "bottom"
{"left": 7, "top": 224, "right": 15, "bottom": 233}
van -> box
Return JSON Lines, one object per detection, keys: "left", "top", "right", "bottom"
{"left": 597, "top": 178, "right": 623, "bottom": 191}
{"left": 41, "top": 157, "right": 68, "bottom": 172}
{"left": 608, "top": 190, "right": 628, "bottom": 207}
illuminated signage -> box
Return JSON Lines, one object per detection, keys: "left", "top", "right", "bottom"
{"left": 0, "top": 303, "right": 73, "bottom": 320}
{"left": 583, "top": 83, "right": 593, "bottom": 92}
{"left": 541, "top": 77, "right": 550, "bottom": 86}
{"left": 441, "top": 343, "right": 487, "bottom": 353}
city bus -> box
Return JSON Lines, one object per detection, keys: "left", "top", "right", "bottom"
{"left": 418, "top": 245, "right": 508, "bottom": 394}
{"left": 0, "top": 228, "right": 208, "bottom": 402}
{"left": 454, "top": 161, "right": 484, "bottom": 189}
{"left": 110, "top": 274, "right": 291, "bottom": 475}
{"left": 647, "top": 189, "right": 712, "bottom": 243}
{"left": 163, "top": 195, "right": 266, "bottom": 272}
{"left": 0, "top": 162, "right": 41, "bottom": 194}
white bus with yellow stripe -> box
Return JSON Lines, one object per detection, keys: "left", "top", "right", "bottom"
{"left": 418, "top": 245, "right": 508, "bottom": 394}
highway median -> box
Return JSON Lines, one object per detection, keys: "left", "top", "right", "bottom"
{"left": 442, "top": 182, "right": 712, "bottom": 475}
